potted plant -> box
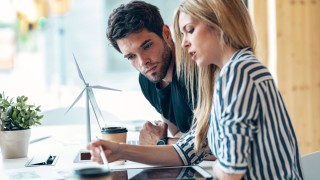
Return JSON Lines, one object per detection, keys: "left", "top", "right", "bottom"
{"left": 0, "top": 92, "right": 43, "bottom": 159}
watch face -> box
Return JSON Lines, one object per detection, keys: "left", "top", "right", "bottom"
{"left": 157, "top": 137, "right": 168, "bottom": 145}
{"left": 157, "top": 139, "right": 166, "bottom": 145}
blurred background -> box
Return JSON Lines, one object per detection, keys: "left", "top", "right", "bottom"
{"left": 0, "top": 0, "right": 319, "bottom": 155}
{"left": 0, "top": 0, "right": 181, "bottom": 122}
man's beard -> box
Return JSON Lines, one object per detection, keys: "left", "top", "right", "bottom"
{"left": 146, "top": 41, "right": 172, "bottom": 83}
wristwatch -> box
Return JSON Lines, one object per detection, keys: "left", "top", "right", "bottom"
{"left": 156, "top": 137, "right": 169, "bottom": 145}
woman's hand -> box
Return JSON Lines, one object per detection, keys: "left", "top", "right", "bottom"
{"left": 87, "top": 138, "right": 183, "bottom": 166}
{"left": 87, "top": 139, "right": 122, "bottom": 164}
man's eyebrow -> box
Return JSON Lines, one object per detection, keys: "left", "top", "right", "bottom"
{"left": 123, "top": 53, "right": 133, "bottom": 59}
{"left": 140, "top": 39, "right": 152, "bottom": 49}
{"left": 123, "top": 39, "right": 152, "bottom": 59}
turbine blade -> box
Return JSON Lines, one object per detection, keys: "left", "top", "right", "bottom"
{"left": 65, "top": 88, "right": 86, "bottom": 115}
{"left": 73, "top": 53, "right": 87, "bottom": 85}
{"left": 87, "top": 88, "right": 106, "bottom": 129}
{"left": 91, "top": 85, "right": 121, "bottom": 92}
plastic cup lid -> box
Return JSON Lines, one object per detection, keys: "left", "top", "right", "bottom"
{"left": 101, "top": 127, "right": 128, "bottom": 134}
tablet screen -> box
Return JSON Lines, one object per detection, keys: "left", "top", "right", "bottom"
{"left": 112, "top": 166, "right": 213, "bottom": 180}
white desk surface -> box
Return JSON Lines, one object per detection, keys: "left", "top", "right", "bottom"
{"left": 0, "top": 125, "right": 214, "bottom": 179}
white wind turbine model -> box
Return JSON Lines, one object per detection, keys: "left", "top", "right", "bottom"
{"left": 66, "top": 54, "right": 121, "bottom": 144}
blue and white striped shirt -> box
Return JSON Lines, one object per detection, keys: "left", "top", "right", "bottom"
{"left": 207, "top": 48, "right": 303, "bottom": 179}
{"left": 173, "top": 129, "right": 212, "bottom": 165}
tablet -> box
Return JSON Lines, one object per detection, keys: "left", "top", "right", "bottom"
{"left": 112, "top": 165, "right": 213, "bottom": 180}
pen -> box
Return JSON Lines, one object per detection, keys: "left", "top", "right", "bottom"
{"left": 96, "top": 136, "right": 109, "bottom": 169}
{"left": 29, "top": 136, "right": 52, "bottom": 144}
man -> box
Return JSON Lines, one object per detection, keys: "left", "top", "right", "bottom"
{"left": 87, "top": 1, "right": 214, "bottom": 168}
{"left": 107, "top": 0, "right": 196, "bottom": 145}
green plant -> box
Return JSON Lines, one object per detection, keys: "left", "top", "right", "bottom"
{"left": 0, "top": 92, "right": 43, "bottom": 131}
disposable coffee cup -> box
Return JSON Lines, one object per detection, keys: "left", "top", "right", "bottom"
{"left": 101, "top": 127, "right": 127, "bottom": 165}
{"left": 73, "top": 167, "right": 112, "bottom": 180}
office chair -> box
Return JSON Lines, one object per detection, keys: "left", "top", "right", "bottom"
{"left": 301, "top": 151, "right": 320, "bottom": 180}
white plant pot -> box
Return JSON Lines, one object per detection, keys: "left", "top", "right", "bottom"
{"left": 0, "top": 129, "right": 31, "bottom": 159}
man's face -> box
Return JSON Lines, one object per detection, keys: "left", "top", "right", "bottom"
{"left": 117, "top": 28, "right": 172, "bottom": 83}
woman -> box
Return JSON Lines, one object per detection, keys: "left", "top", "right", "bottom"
{"left": 174, "top": 0, "right": 303, "bottom": 179}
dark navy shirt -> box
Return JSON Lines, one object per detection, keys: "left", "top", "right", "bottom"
{"left": 139, "top": 67, "right": 195, "bottom": 133}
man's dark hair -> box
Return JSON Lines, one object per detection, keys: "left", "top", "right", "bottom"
{"left": 107, "top": 1, "right": 164, "bottom": 52}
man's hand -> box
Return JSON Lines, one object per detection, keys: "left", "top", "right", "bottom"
{"left": 139, "top": 120, "right": 168, "bottom": 145}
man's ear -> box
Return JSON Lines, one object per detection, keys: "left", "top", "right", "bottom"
{"left": 162, "top": 25, "right": 172, "bottom": 42}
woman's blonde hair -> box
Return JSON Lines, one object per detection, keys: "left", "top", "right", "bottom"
{"left": 174, "top": 0, "right": 256, "bottom": 151}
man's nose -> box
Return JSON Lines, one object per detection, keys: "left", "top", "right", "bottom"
{"left": 138, "top": 55, "right": 150, "bottom": 66}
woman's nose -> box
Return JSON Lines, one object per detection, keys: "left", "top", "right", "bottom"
{"left": 181, "top": 36, "right": 190, "bottom": 48}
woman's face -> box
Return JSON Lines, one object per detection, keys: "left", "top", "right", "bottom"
{"left": 178, "top": 11, "right": 223, "bottom": 67}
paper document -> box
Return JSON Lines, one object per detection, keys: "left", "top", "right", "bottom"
{"left": 0, "top": 166, "right": 64, "bottom": 180}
